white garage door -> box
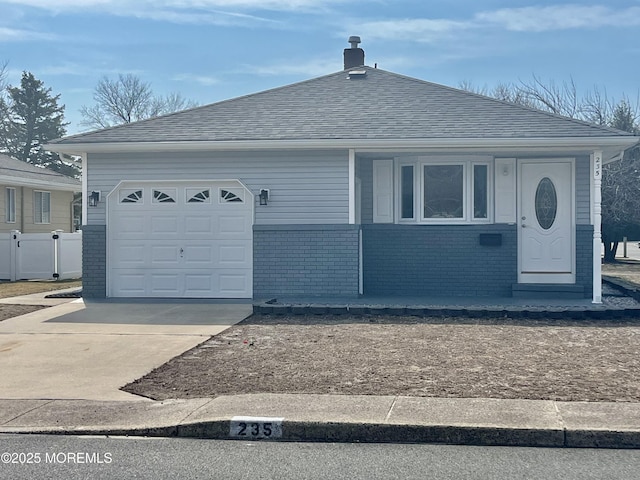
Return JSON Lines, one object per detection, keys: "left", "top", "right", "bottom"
{"left": 108, "top": 181, "right": 253, "bottom": 298}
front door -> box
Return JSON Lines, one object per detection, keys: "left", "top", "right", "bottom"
{"left": 518, "top": 160, "right": 574, "bottom": 283}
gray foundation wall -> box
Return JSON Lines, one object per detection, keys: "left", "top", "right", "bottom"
{"left": 83, "top": 222, "right": 594, "bottom": 299}
{"left": 576, "top": 225, "right": 594, "bottom": 298}
{"left": 253, "top": 224, "right": 360, "bottom": 298}
{"left": 81, "top": 225, "right": 106, "bottom": 298}
{"left": 362, "top": 224, "right": 518, "bottom": 296}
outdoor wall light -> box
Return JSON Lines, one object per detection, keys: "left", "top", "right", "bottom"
{"left": 259, "top": 189, "right": 270, "bottom": 206}
{"left": 89, "top": 190, "right": 101, "bottom": 207}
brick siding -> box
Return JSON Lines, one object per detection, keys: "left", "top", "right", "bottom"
{"left": 253, "top": 224, "right": 360, "bottom": 298}
{"left": 362, "top": 224, "right": 518, "bottom": 296}
{"left": 81, "top": 225, "right": 106, "bottom": 298}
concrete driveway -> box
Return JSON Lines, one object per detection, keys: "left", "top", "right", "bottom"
{"left": 0, "top": 293, "right": 252, "bottom": 401}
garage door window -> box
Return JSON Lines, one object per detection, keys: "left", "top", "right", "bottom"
{"left": 220, "top": 188, "right": 244, "bottom": 203}
{"left": 120, "top": 189, "right": 143, "bottom": 204}
{"left": 186, "top": 188, "right": 211, "bottom": 203}
{"left": 152, "top": 189, "right": 176, "bottom": 203}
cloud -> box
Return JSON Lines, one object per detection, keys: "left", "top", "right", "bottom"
{"left": 476, "top": 4, "right": 640, "bottom": 32}
{"left": 353, "top": 18, "right": 468, "bottom": 44}
{"left": 0, "top": 0, "right": 320, "bottom": 27}
{"left": 38, "top": 63, "right": 89, "bottom": 76}
{"left": 350, "top": 4, "right": 640, "bottom": 45}
{"left": 172, "top": 73, "right": 220, "bottom": 86}
{"left": 127, "top": 8, "right": 278, "bottom": 26}
{"left": 0, "top": 0, "right": 341, "bottom": 13}
{"left": 0, "top": 26, "right": 58, "bottom": 42}
{"left": 242, "top": 57, "right": 342, "bottom": 77}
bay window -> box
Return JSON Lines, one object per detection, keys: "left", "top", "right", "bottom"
{"left": 398, "top": 158, "right": 492, "bottom": 223}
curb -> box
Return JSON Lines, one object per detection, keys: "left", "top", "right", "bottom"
{"left": 4, "top": 395, "right": 640, "bottom": 449}
{"left": 4, "top": 420, "right": 640, "bottom": 449}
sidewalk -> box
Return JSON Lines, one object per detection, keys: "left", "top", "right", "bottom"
{"left": 2, "top": 394, "right": 640, "bottom": 448}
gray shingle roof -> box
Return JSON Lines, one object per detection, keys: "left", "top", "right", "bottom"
{"left": 0, "top": 154, "right": 80, "bottom": 188}
{"left": 52, "top": 67, "right": 633, "bottom": 145}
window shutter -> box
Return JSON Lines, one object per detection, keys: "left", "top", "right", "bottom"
{"left": 373, "top": 159, "right": 394, "bottom": 223}
{"left": 494, "top": 158, "right": 516, "bottom": 223}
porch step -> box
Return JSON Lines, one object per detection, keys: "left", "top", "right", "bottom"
{"left": 512, "top": 283, "right": 585, "bottom": 299}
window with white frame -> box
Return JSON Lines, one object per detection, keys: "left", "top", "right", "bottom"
{"left": 5, "top": 187, "right": 16, "bottom": 223}
{"left": 398, "top": 159, "right": 491, "bottom": 223}
{"left": 34, "top": 190, "right": 51, "bottom": 224}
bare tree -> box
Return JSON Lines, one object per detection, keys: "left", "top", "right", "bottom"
{"left": 516, "top": 74, "right": 579, "bottom": 118}
{"left": 459, "top": 78, "right": 544, "bottom": 109}
{"left": 580, "top": 87, "right": 614, "bottom": 126}
{"left": 80, "top": 74, "right": 198, "bottom": 130}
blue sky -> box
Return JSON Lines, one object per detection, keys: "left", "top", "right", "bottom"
{"left": 1, "top": 0, "right": 639, "bottom": 134}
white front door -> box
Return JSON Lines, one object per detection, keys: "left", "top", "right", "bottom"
{"left": 518, "top": 160, "right": 574, "bottom": 283}
{"left": 108, "top": 180, "right": 254, "bottom": 298}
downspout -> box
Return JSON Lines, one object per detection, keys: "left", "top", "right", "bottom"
{"left": 592, "top": 150, "right": 603, "bottom": 304}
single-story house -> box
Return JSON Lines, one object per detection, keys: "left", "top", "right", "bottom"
{"left": 0, "top": 153, "right": 80, "bottom": 234}
{"left": 46, "top": 38, "right": 639, "bottom": 303}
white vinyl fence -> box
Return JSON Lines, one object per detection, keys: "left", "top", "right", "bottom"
{"left": 0, "top": 230, "right": 82, "bottom": 281}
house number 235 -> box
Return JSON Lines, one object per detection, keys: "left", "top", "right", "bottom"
{"left": 230, "top": 416, "right": 283, "bottom": 439}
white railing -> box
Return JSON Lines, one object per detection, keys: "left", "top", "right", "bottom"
{"left": 0, "top": 230, "right": 82, "bottom": 281}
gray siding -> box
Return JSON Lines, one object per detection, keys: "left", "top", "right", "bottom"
{"left": 253, "top": 224, "right": 360, "bottom": 298}
{"left": 87, "top": 150, "right": 349, "bottom": 226}
{"left": 363, "top": 224, "right": 517, "bottom": 296}
{"left": 575, "top": 155, "right": 591, "bottom": 224}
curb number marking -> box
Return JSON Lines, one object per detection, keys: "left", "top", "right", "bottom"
{"left": 230, "top": 416, "right": 283, "bottom": 439}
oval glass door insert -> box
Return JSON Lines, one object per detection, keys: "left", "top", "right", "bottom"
{"left": 535, "top": 177, "right": 557, "bottom": 229}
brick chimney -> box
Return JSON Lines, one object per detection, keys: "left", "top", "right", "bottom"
{"left": 343, "top": 36, "right": 365, "bottom": 69}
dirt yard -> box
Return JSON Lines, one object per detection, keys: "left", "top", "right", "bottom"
{"left": 0, "top": 279, "right": 81, "bottom": 321}
{"left": 0, "top": 279, "right": 81, "bottom": 299}
{"left": 122, "top": 314, "right": 640, "bottom": 403}
{"left": 0, "top": 304, "right": 44, "bottom": 321}
{"left": 122, "top": 261, "right": 640, "bottom": 403}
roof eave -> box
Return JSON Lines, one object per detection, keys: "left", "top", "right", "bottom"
{"left": 0, "top": 175, "right": 81, "bottom": 191}
{"left": 44, "top": 136, "right": 640, "bottom": 159}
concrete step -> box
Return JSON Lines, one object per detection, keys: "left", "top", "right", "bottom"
{"left": 512, "top": 283, "right": 585, "bottom": 299}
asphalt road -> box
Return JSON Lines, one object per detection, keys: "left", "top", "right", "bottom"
{"left": 1, "top": 435, "right": 640, "bottom": 480}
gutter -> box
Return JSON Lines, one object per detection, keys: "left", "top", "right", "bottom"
{"left": 44, "top": 136, "right": 640, "bottom": 159}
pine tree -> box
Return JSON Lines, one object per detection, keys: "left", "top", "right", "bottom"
{"left": 0, "top": 71, "right": 77, "bottom": 176}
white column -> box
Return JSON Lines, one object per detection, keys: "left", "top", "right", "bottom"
{"left": 348, "top": 149, "right": 356, "bottom": 224}
{"left": 81, "top": 153, "right": 88, "bottom": 226}
{"left": 592, "top": 150, "right": 603, "bottom": 304}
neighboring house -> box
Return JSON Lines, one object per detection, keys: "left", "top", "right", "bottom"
{"left": 46, "top": 39, "right": 639, "bottom": 302}
{"left": 0, "top": 154, "right": 80, "bottom": 234}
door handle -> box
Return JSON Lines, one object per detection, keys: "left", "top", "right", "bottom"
{"left": 179, "top": 248, "right": 184, "bottom": 257}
